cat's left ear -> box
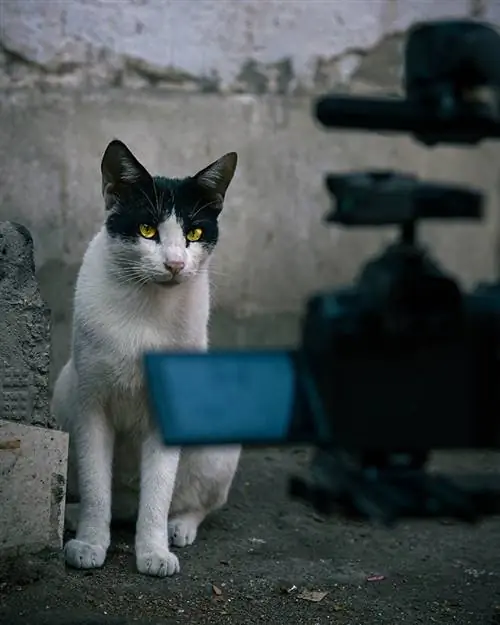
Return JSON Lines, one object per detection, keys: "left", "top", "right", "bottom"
{"left": 101, "top": 139, "right": 153, "bottom": 210}
{"left": 193, "top": 152, "right": 238, "bottom": 199}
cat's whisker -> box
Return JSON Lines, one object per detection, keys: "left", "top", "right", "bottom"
{"left": 159, "top": 188, "right": 166, "bottom": 216}
{"left": 138, "top": 185, "right": 160, "bottom": 220}
{"left": 114, "top": 275, "right": 148, "bottom": 288}
{"left": 110, "top": 265, "right": 147, "bottom": 279}
{"left": 116, "top": 269, "right": 148, "bottom": 280}
{"left": 203, "top": 267, "right": 229, "bottom": 276}
{"left": 190, "top": 199, "right": 201, "bottom": 218}
{"left": 152, "top": 178, "right": 162, "bottom": 219}
{"left": 190, "top": 199, "right": 218, "bottom": 220}
{"left": 109, "top": 264, "right": 155, "bottom": 286}
{"left": 171, "top": 189, "right": 176, "bottom": 218}
{"left": 122, "top": 269, "right": 153, "bottom": 282}
{"left": 198, "top": 268, "right": 229, "bottom": 280}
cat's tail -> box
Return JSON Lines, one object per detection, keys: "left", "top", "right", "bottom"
{"left": 51, "top": 359, "right": 76, "bottom": 432}
{"left": 51, "top": 359, "right": 80, "bottom": 501}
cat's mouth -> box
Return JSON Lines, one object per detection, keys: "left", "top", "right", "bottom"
{"left": 157, "top": 281, "right": 179, "bottom": 288}
{"left": 153, "top": 276, "right": 183, "bottom": 287}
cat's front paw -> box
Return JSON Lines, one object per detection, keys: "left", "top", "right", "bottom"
{"left": 168, "top": 515, "right": 199, "bottom": 548}
{"left": 136, "top": 548, "right": 180, "bottom": 578}
{"left": 64, "top": 539, "right": 107, "bottom": 569}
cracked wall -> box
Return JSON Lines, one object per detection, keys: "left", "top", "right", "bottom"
{"left": 0, "top": 0, "right": 500, "bottom": 334}
{"left": 1, "top": 0, "right": 496, "bottom": 93}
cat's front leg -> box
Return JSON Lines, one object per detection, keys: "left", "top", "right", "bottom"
{"left": 135, "top": 430, "right": 181, "bottom": 578}
{"left": 64, "top": 405, "right": 114, "bottom": 569}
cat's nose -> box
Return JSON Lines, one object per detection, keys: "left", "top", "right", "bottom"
{"left": 164, "top": 260, "right": 185, "bottom": 274}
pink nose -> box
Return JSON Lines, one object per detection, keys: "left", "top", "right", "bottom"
{"left": 164, "top": 260, "right": 185, "bottom": 274}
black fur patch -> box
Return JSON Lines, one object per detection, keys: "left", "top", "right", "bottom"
{"left": 105, "top": 176, "right": 222, "bottom": 250}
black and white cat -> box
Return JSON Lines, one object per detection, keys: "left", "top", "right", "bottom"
{"left": 51, "top": 139, "right": 241, "bottom": 577}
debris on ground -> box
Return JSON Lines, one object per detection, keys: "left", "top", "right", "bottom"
{"left": 297, "top": 589, "right": 329, "bottom": 603}
{"left": 366, "top": 574, "right": 386, "bottom": 582}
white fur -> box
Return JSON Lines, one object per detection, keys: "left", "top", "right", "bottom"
{"left": 52, "top": 216, "right": 241, "bottom": 577}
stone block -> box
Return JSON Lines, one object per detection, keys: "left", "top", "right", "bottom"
{"left": 0, "top": 419, "right": 68, "bottom": 556}
{"left": 0, "top": 221, "right": 53, "bottom": 428}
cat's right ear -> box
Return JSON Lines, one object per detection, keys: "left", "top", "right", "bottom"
{"left": 101, "top": 139, "right": 152, "bottom": 210}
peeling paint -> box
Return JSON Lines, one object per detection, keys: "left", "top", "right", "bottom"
{"left": 235, "top": 57, "right": 296, "bottom": 95}
{"left": 125, "top": 57, "right": 197, "bottom": 86}
{"left": 0, "top": 42, "right": 222, "bottom": 92}
{"left": 470, "top": 0, "right": 488, "bottom": 18}
{"left": 271, "top": 58, "right": 295, "bottom": 95}
{"left": 0, "top": 0, "right": 485, "bottom": 94}
{"left": 236, "top": 60, "right": 269, "bottom": 95}
{"left": 0, "top": 37, "right": 403, "bottom": 96}
{"left": 0, "top": 43, "right": 308, "bottom": 94}
{"left": 352, "top": 34, "right": 405, "bottom": 93}
{"left": 315, "top": 50, "right": 366, "bottom": 92}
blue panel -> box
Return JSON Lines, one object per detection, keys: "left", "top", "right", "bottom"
{"left": 144, "top": 350, "right": 296, "bottom": 446}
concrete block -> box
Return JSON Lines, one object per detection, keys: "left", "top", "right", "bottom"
{"left": 0, "top": 221, "right": 53, "bottom": 428}
{"left": 0, "top": 419, "right": 68, "bottom": 557}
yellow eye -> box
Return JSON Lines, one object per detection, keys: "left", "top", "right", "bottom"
{"left": 139, "top": 224, "right": 157, "bottom": 239}
{"left": 186, "top": 228, "right": 203, "bottom": 242}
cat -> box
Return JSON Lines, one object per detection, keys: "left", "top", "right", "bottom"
{"left": 51, "top": 139, "right": 241, "bottom": 578}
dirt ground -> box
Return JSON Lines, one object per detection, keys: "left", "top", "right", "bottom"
{"left": 1, "top": 447, "right": 500, "bottom": 625}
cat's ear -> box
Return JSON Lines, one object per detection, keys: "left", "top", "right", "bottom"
{"left": 193, "top": 152, "right": 238, "bottom": 198}
{"left": 101, "top": 139, "right": 152, "bottom": 208}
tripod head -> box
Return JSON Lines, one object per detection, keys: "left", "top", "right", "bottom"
{"left": 316, "top": 20, "right": 500, "bottom": 146}
{"left": 324, "top": 170, "right": 482, "bottom": 239}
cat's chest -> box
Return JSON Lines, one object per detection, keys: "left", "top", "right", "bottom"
{"left": 103, "top": 318, "right": 195, "bottom": 428}
{"left": 101, "top": 307, "right": 203, "bottom": 391}
{"left": 107, "top": 384, "right": 150, "bottom": 432}
{"left": 99, "top": 322, "right": 178, "bottom": 426}
{"left": 108, "top": 320, "right": 185, "bottom": 384}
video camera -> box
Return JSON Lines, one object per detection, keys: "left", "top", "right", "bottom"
{"left": 144, "top": 19, "right": 500, "bottom": 526}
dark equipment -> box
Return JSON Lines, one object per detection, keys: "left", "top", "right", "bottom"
{"left": 144, "top": 19, "right": 500, "bottom": 526}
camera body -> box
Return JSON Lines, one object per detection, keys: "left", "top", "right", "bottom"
{"left": 297, "top": 167, "right": 499, "bottom": 455}
{"left": 300, "top": 251, "right": 500, "bottom": 453}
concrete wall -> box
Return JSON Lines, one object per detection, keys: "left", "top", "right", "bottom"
{"left": 1, "top": 0, "right": 500, "bottom": 323}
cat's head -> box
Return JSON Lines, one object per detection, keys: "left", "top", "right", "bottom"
{"left": 100, "top": 139, "right": 237, "bottom": 287}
